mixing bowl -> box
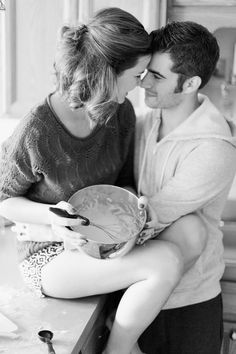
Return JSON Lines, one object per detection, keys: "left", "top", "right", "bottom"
{"left": 68, "top": 184, "right": 146, "bottom": 259}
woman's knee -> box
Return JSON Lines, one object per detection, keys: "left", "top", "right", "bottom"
{"left": 143, "top": 241, "right": 184, "bottom": 285}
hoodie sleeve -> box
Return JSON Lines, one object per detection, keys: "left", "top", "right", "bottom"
{"left": 148, "top": 139, "right": 236, "bottom": 233}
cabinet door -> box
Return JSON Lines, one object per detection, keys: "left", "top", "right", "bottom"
{"left": 167, "top": 0, "right": 236, "bottom": 32}
{"left": 1, "top": 0, "right": 65, "bottom": 119}
{"left": 80, "top": 308, "right": 109, "bottom": 354}
{"left": 221, "top": 322, "right": 236, "bottom": 354}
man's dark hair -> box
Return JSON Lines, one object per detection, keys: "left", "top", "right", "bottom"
{"left": 150, "top": 21, "right": 220, "bottom": 90}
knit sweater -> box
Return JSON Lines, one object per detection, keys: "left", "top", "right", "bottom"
{"left": 135, "top": 94, "right": 236, "bottom": 309}
{"left": 0, "top": 96, "right": 135, "bottom": 261}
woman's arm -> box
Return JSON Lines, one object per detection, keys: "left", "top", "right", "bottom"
{"left": 0, "top": 197, "right": 87, "bottom": 248}
{"left": 0, "top": 196, "right": 52, "bottom": 224}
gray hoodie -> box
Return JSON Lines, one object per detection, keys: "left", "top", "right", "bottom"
{"left": 135, "top": 94, "right": 236, "bottom": 309}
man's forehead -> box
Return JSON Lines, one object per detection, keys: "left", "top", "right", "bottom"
{"left": 148, "top": 51, "right": 173, "bottom": 72}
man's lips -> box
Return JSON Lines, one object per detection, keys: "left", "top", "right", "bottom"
{"left": 145, "top": 90, "right": 156, "bottom": 97}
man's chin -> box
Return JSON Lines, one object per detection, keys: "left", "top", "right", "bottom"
{"left": 145, "top": 97, "right": 158, "bottom": 109}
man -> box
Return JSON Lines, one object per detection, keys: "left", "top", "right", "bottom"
{"left": 135, "top": 21, "right": 236, "bottom": 354}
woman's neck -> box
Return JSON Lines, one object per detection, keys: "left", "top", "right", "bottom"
{"left": 50, "top": 92, "right": 96, "bottom": 138}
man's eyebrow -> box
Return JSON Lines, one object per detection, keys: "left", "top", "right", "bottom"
{"left": 148, "top": 69, "right": 166, "bottom": 79}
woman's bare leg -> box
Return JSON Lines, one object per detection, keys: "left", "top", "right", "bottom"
{"left": 41, "top": 240, "right": 183, "bottom": 354}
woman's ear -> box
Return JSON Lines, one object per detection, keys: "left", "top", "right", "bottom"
{"left": 183, "top": 76, "right": 202, "bottom": 93}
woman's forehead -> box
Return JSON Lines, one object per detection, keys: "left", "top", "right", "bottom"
{"left": 126, "top": 55, "right": 151, "bottom": 75}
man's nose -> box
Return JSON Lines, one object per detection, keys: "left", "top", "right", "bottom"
{"left": 140, "top": 72, "right": 152, "bottom": 88}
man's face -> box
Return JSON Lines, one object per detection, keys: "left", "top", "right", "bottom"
{"left": 141, "top": 52, "right": 184, "bottom": 109}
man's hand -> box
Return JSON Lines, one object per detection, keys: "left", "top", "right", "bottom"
{"left": 137, "top": 196, "right": 158, "bottom": 245}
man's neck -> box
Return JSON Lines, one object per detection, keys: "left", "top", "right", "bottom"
{"left": 159, "top": 94, "right": 200, "bottom": 140}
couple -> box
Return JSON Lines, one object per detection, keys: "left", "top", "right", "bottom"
{"left": 0, "top": 7, "right": 236, "bottom": 354}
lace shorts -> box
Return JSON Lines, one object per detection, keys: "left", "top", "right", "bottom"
{"left": 19, "top": 242, "right": 64, "bottom": 297}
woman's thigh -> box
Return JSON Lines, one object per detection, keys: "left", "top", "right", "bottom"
{"left": 158, "top": 214, "right": 207, "bottom": 271}
{"left": 41, "top": 239, "right": 182, "bottom": 298}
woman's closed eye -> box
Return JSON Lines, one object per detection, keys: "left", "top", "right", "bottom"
{"left": 135, "top": 69, "right": 147, "bottom": 80}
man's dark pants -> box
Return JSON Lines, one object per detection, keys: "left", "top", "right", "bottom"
{"left": 139, "top": 294, "right": 223, "bottom": 354}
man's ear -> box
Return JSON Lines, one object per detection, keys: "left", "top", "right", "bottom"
{"left": 183, "top": 76, "right": 202, "bottom": 93}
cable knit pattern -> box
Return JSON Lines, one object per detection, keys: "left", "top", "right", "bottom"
{"left": 0, "top": 96, "right": 135, "bottom": 261}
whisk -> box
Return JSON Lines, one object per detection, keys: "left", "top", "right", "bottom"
{"left": 49, "top": 207, "right": 121, "bottom": 243}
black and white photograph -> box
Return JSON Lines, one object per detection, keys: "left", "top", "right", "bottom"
{"left": 0, "top": 1, "right": 236, "bottom": 353}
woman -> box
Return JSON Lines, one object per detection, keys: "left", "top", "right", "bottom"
{"left": 0, "top": 8, "right": 183, "bottom": 354}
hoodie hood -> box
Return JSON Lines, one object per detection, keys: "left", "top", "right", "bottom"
{"left": 158, "top": 94, "right": 236, "bottom": 147}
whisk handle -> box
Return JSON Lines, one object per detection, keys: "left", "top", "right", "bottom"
{"left": 49, "top": 207, "right": 90, "bottom": 225}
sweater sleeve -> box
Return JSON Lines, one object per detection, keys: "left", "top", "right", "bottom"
{"left": 148, "top": 140, "right": 236, "bottom": 233}
{"left": 0, "top": 121, "right": 42, "bottom": 201}
{"left": 115, "top": 99, "right": 136, "bottom": 189}
{"left": 116, "top": 132, "right": 135, "bottom": 188}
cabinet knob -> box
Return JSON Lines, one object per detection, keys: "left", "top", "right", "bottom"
{"left": 230, "top": 330, "right": 236, "bottom": 340}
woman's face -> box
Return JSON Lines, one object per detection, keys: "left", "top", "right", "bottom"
{"left": 116, "top": 55, "right": 151, "bottom": 104}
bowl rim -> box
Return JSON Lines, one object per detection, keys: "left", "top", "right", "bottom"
{"left": 68, "top": 184, "right": 147, "bottom": 244}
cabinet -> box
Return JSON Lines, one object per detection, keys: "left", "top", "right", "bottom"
{"left": 166, "top": 0, "right": 236, "bottom": 32}
{"left": 77, "top": 291, "right": 121, "bottom": 354}
{"left": 221, "top": 321, "right": 236, "bottom": 354}
{"left": 78, "top": 309, "right": 109, "bottom": 354}
{"left": 221, "top": 281, "right": 236, "bottom": 354}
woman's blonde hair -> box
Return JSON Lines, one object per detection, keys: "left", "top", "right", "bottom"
{"left": 54, "top": 7, "right": 151, "bottom": 124}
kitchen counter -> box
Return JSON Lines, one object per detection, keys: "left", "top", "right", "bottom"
{"left": 0, "top": 226, "right": 108, "bottom": 354}
{"left": 0, "top": 286, "right": 107, "bottom": 354}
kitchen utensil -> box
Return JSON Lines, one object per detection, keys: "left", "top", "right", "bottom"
{"left": 38, "top": 330, "right": 56, "bottom": 354}
{"left": 49, "top": 207, "right": 121, "bottom": 243}
{"left": 67, "top": 184, "right": 146, "bottom": 259}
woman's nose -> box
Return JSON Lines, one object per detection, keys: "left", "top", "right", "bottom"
{"left": 136, "top": 77, "right": 142, "bottom": 86}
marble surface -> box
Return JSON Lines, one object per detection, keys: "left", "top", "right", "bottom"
{"left": 0, "top": 227, "right": 105, "bottom": 354}
{"left": 0, "top": 286, "right": 104, "bottom": 354}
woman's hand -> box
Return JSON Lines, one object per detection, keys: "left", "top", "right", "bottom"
{"left": 14, "top": 201, "right": 87, "bottom": 250}
{"left": 50, "top": 223, "right": 87, "bottom": 250}
{"left": 136, "top": 196, "right": 158, "bottom": 245}
{"left": 49, "top": 201, "right": 88, "bottom": 250}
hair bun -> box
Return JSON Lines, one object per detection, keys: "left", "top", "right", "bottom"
{"left": 79, "top": 24, "right": 88, "bottom": 33}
